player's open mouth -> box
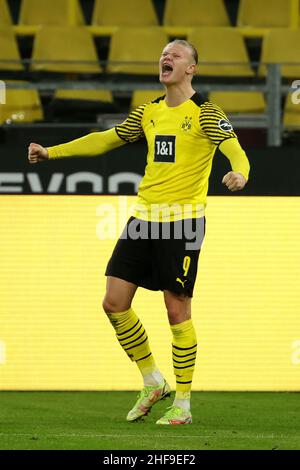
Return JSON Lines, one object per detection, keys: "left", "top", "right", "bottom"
{"left": 161, "top": 63, "right": 173, "bottom": 77}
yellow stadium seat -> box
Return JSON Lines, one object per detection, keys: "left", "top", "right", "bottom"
{"left": 259, "top": 29, "right": 300, "bottom": 78}
{"left": 283, "top": 93, "right": 300, "bottom": 130}
{"left": 54, "top": 89, "right": 113, "bottom": 103}
{"left": 163, "top": 0, "right": 230, "bottom": 26}
{"left": 18, "top": 0, "right": 85, "bottom": 25}
{"left": 51, "top": 88, "right": 117, "bottom": 119}
{"left": 0, "top": 0, "right": 12, "bottom": 25}
{"left": 208, "top": 91, "right": 266, "bottom": 113}
{"left": 107, "top": 28, "right": 169, "bottom": 75}
{"left": 0, "top": 26, "right": 23, "bottom": 71}
{"left": 0, "top": 81, "right": 43, "bottom": 124}
{"left": 188, "top": 28, "right": 254, "bottom": 77}
{"left": 30, "top": 26, "right": 102, "bottom": 73}
{"left": 92, "top": 0, "right": 158, "bottom": 26}
{"left": 131, "top": 89, "right": 165, "bottom": 110}
{"left": 237, "top": 0, "right": 291, "bottom": 28}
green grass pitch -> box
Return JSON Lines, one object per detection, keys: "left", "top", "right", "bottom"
{"left": 0, "top": 391, "right": 299, "bottom": 450}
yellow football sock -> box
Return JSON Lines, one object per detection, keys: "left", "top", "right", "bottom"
{"left": 171, "top": 319, "right": 197, "bottom": 399}
{"left": 107, "top": 308, "right": 156, "bottom": 376}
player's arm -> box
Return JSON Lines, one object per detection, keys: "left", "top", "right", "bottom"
{"left": 28, "top": 128, "right": 125, "bottom": 164}
{"left": 28, "top": 104, "right": 146, "bottom": 164}
{"left": 219, "top": 138, "right": 249, "bottom": 192}
{"left": 200, "top": 102, "right": 250, "bottom": 192}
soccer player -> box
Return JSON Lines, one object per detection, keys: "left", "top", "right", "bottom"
{"left": 28, "top": 40, "right": 250, "bottom": 425}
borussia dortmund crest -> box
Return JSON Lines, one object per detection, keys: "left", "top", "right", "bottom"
{"left": 181, "top": 116, "right": 192, "bottom": 131}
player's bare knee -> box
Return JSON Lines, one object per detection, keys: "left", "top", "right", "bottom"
{"left": 102, "top": 296, "right": 131, "bottom": 314}
{"left": 102, "top": 294, "right": 115, "bottom": 313}
{"left": 164, "top": 291, "right": 191, "bottom": 325}
{"left": 102, "top": 297, "right": 117, "bottom": 314}
{"left": 167, "top": 307, "right": 189, "bottom": 325}
{"left": 166, "top": 298, "right": 191, "bottom": 324}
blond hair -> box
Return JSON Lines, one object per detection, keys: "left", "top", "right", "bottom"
{"left": 168, "top": 39, "right": 198, "bottom": 65}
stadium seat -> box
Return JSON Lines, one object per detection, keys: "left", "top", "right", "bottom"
{"left": 163, "top": 0, "right": 230, "bottom": 27}
{"left": 54, "top": 89, "right": 113, "bottom": 103}
{"left": 30, "top": 26, "right": 101, "bottom": 73}
{"left": 0, "top": 0, "right": 12, "bottom": 25}
{"left": 107, "top": 28, "right": 169, "bottom": 75}
{"left": 54, "top": 89, "right": 117, "bottom": 112}
{"left": 51, "top": 89, "right": 118, "bottom": 120}
{"left": 131, "top": 89, "right": 165, "bottom": 110}
{"left": 208, "top": 91, "right": 266, "bottom": 113}
{"left": 92, "top": 0, "right": 158, "bottom": 26}
{"left": 259, "top": 29, "right": 300, "bottom": 78}
{"left": 283, "top": 93, "right": 300, "bottom": 130}
{"left": 0, "top": 81, "right": 43, "bottom": 124}
{"left": 18, "top": 0, "right": 85, "bottom": 25}
{"left": 237, "top": 0, "right": 291, "bottom": 28}
{"left": 188, "top": 28, "right": 254, "bottom": 77}
{"left": 0, "top": 26, "right": 24, "bottom": 71}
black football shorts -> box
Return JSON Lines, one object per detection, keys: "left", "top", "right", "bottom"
{"left": 105, "top": 216, "right": 206, "bottom": 297}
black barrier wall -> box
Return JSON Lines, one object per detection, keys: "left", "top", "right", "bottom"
{"left": 0, "top": 126, "right": 299, "bottom": 195}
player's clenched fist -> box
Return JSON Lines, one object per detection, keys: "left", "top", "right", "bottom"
{"left": 28, "top": 142, "right": 49, "bottom": 164}
{"left": 222, "top": 171, "right": 247, "bottom": 192}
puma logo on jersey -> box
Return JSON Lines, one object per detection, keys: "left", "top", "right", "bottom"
{"left": 176, "top": 277, "right": 187, "bottom": 288}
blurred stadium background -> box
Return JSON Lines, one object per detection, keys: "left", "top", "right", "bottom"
{"left": 0, "top": 0, "right": 300, "bottom": 395}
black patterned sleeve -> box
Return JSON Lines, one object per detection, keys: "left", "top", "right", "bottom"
{"left": 199, "top": 101, "right": 237, "bottom": 146}
{"left": 115, "top": 104, "right": 146, "bottom": 143}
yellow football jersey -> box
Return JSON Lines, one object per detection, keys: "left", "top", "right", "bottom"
{"left": 115, "top": 92, "right": 249, "bottom": 221}
{"left": 48, "top": 92, "right": 250, "bottom": 222}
